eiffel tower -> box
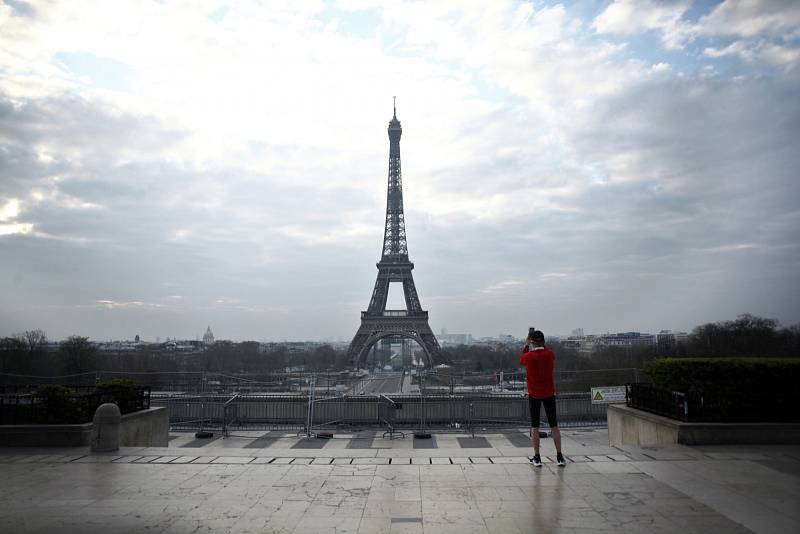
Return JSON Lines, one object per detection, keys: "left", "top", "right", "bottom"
{"left": 348, "top": 100, "right": 444, "bottom": 368}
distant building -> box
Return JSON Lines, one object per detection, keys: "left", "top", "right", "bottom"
{"left": 258, "top": 341, "right": 326, "bottom": 354}
{"left": 437, "top": 328, "right": 473, "bottom": 347}
{"left": 203, "top": 326, "right": 215, "bottom": 346}
{"left": 597, "top": 332, "right": 655, "bottom": 347}
{"left": 563, "top": 334, "right": 597, "bottom": 354}
{"left": 657, "top": 330, "right": 689, "bottom": 348}
{"left": 571, "top": 328, "right": 584, "bottom": 337}
{"left": 164, "top": 339, "right": 204, "bottom": 353}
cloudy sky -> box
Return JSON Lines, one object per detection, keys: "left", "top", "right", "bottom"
{"left": 1, "top": 0, "right": 798, "bottom": 342}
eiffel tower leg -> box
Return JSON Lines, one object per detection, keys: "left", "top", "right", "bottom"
{"left": 347, "top": 327, "right": 372, "bottom": 368}
{"left": 415, "top": 323, "right": 446, "bottom": 366}
{"left": 368, "top": 278, "right": 389, "bottom": 312}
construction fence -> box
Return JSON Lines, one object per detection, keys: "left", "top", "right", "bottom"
{"left": 152, "top": 391, "right": 610, "bottom": 436}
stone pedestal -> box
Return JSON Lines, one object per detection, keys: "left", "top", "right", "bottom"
{"left": 91, "top": 403, "right": 121, "bottom": 452}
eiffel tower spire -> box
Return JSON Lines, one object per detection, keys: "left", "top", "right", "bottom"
{"left": 382, "top": 97, "right": 407, "bottom": 259}
{"left": 347, "top": 102, "right": 444, "bottom": 368}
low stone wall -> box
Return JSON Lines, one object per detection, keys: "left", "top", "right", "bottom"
{"left": 0, "top": 406, "right": 168, "bottom": 448}
{"left": 0, "top": 422, "right": 92, "bottom": 447}
{"left": 119, "top": 407, "right": 168, "bottom": 447}
{"left": 609, "top": 404, "right": 800, "bottom": 446}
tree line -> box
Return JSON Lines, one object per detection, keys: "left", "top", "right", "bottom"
{"left": 1, "top": 315, "right": 797, "bottom": 385}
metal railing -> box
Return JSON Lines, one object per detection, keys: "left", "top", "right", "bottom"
{"left": 626, "top": 382, "right": 798, "bottom": 423}
{"left": 221, "top": 393, "right": 240, "bottom": 437}
{"left": 626, "top": 383, "right": 689, "bottom": 421}
{"left": 151, "top": 391, "right": 609, "bottom": 434}
{"left": 0, "top": 369, "right": 631, "bottom": 431}
{"left": 378, "top": 394, "right": 405, "bottom": 439}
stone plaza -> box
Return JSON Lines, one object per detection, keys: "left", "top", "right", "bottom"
{"left": 1, "top": 428, "right": 798, "bottom": 533}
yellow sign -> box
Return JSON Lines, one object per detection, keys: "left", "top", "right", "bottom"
{"left": 590, "top": 386, "right": 626, "bottom": 404}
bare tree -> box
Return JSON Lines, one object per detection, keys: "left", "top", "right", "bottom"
{"left": 0, "top": 336, "right": 27, "bottom": 375}
{"left": 20, "top": 329, "right": 47, "bottom": 356}
{"left": 60, "top": 336, "right": 97, "bottom": 375}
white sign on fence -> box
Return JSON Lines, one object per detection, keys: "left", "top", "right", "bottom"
{"left": 590, "top": 386, "right": 626, "bottom": 404}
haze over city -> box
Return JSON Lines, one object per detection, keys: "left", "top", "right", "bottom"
{"left": 1, "top": 0, "right": 799, "bottom": 342}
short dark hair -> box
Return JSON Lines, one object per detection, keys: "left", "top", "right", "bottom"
{"left": 531, "top": 330, "right": 545, "bottom": 342}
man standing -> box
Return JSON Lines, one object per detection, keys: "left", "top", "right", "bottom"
{"left": 520, "top": 329, "right": 566, "bottom": 466}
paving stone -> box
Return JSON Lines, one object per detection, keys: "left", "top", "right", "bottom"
{"left": 180, "top": 435, "right": 223, "bottom": 448}
{"left": 641, "top": 450, "right": 693, "bottom": 460}
{"left": 211, "top": 456, "right": 254, "bottom": 464}
{"left": 17, "top": 454, "right": 52, "bottom": 463}
{"left": 504, "top": 432, "right": 533, "bottom": 447}
{"left": 243, "top": 431, "right": 284, "bottom": 449}
{"left": 131, "top": 455, "right": 159, "bottom": 463}
{"left": 189, "top": 456, "right": 217, "bottom": 464}
{"left": 148, "top": 455, "right": 180, "bottom": 463}
{"left": 61, "top": 455, "right": 89, "bottom": 463}
{"left": 292, "top": 437, "right": 329, "bottom": 449}
{"left": 457, "top": 437, "right": 492, "bottom": 448}
{"left": 169, "top": 456, "right": 200, "bottom": 464}
{"left": 72, "top": 454, "right": 122, "bottom": 463}
{"left": 351, "top": 457, "right": 389, "bottom": 465}
{"left": 489, "top": 456, "right": 529, "bottom": 464}
{"left": 111, "top": 456, "right": 144, "bottom": 463}
{"left": 4, "top": 455, "right": 33, "bottom": 463}
{"left": 412, "top": 436, "right": 437, "bottom": 449}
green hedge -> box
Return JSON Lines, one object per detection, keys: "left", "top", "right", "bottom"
{"left": 646, "top": 357, "right": 800, "bottom": 392}
{"left": 96, "top": 379, "right": 143, "bottom": 413}
{"left": 644, "top": 358, "right": 800, "bottom": 417}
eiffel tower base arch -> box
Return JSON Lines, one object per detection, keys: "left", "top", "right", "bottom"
{"left": 348, "top": 315, "right": 445, "bottom": 369}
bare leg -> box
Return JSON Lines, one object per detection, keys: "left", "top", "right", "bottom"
{"left": 551, "top": 427, "right": 562, "bottom": 454}
{"left": 530, "top": 427, "right": 540, "bottom": 456}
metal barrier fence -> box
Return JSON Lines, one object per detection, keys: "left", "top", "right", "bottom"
{"left": 151, "top": 391, "right": 610, "bottom": 435}
{"left": 0, "top": 386, "right": 151, "bottom": 425}
{"left": 626, "top": 383, "right": 688, "bottom": 421}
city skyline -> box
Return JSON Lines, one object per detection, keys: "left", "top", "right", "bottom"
{"left": 1, "top": 1, "right": 799, "bottom": 342}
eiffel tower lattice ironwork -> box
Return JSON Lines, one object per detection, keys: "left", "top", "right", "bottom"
{"left": 348, "top": 101, "right": 444, "bottom": 368}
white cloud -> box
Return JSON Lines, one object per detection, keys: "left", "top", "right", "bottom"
{"left": 697, "top": 0, "right": 800, "bottom": 39}
{"left": 0, "top": 1, "right": 798, "bottom": 340}
{"left": 594, "top": 0, "right": 800, "bottom": 68}
{"left": 593, "top": 0, "right": 692, "bottom": 48}
{"left": 0, "top": 198, "right": 21, "bottom": 221}
{"left": 0, "top": 222, "right": 32, "bottom": 236}
{"left": 705, "top": 39, "right": 800, "bottom": 68}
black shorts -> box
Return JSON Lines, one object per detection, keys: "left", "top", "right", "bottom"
{"left": 529, "top": 396, "right": 558, "bottom": 428}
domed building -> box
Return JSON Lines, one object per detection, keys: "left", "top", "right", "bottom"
{"left": 202, "top": 326, "right": 215, "bottom": 346}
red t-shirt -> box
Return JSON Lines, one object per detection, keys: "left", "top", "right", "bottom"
{"left": 519, "top": 345, "right": 555, "bottom": 398}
